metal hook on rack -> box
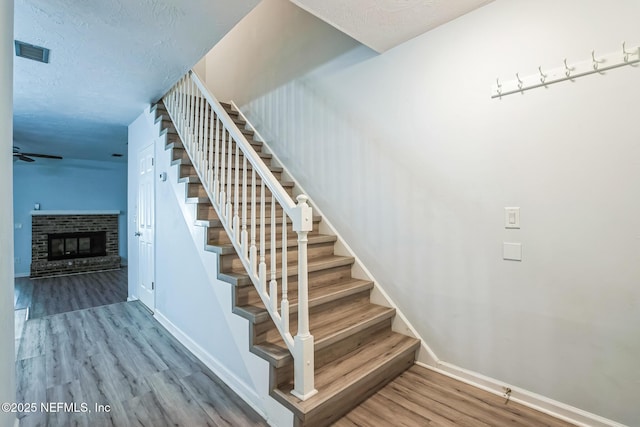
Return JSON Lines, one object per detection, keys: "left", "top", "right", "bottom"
{"left": 622, "top": 42, "right": 633, "bottom": 62}
{"left": 496, "top": 78, "right": 502, "bottom": 96}
{"left": 538, "top": 66, "right": 547, "bottom": 84}
{"left": 592, "top": 50, "right": 604, "bottom": 70}
{"left": 516, "top": 73, "right": 523, "bottom": 90}
{"left": 563, "top": 58, "right": 574, "bottom": 78}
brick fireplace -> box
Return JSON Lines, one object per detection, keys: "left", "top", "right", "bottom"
{"left": 31, "top": 211, "right": 121, "bottom": 278}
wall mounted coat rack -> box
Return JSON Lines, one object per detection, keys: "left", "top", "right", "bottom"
{"left": 492, "top": 42, "right": 640, "bottom": 98}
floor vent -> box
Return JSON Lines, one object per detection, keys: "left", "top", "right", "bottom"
{"left": 15, "top": 40, "right": 50, "bottom": 63}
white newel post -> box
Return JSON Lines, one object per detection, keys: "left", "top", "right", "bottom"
{"left": 291, "top": 195, "right": 318, "bottom": 400}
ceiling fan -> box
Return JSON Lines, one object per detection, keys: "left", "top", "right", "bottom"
{"left": 13, "top": 146, "right": 63, "bottom": 162}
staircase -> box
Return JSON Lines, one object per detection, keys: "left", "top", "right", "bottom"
{"left": 152, "top": 74, "right": 420, "bottom": 426}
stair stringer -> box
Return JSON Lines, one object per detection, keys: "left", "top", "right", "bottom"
{"left": 148, "top": 104, "right": 294, "bottom": 427}
{"left": 234, "top": 101, "right": 439, "bottom": 368}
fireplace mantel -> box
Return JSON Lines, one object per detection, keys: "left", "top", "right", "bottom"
{"left": 30, "top": 210, "right": 121, "bottom": 216}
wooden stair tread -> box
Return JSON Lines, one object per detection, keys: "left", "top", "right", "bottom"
{"left": 273, "top": 331, "right": 420, "bottom": 417}
{"left": 172, "top": 145, "right": 271, "bottom": 160}
{"left": 218, "top": 255, "right": 355, "bottom": 286}
{"left": 197, "top": 213, "right": 319, "bottom": 229}
{"left": 156, "top": 114, "right": 250, "bottom": 132}
{"left": 239, "top": 278, "right": 374, "bottom": 319}
{"left": 274, "top": 301, "right": 394, "bottom": 350}
{"left": 175, "top": 158, "right": 282, "bottom": 173}
{"left": 251, "top": 296, "right": 391, "bottom": 366}
{"left": 163, "top": 135, "right": 261, "bottom": 150}
{"left": 179, "top": 175, "right": 294, "bottom": 188}
{"left": 206, "top": 232, "right": 332, "bottom": 254}
{"left": 171, "top": 154, "right": 274, "bottom": 168}
{"left": 187, "top": 186, "right": 294, "bottom": 201}
{"left": 200, "top": 213, "right": 322, "bottom": 229}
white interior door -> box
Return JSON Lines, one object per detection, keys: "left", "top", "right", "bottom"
{"left": 137, "top": 143, "right": 155, "bottom": 311}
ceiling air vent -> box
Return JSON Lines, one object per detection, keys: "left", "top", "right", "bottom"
{"left": 15, "top": 40, "right": 50, "bottom": 63}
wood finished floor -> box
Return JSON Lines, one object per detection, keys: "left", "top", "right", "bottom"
{"left": 15, "top": 268, "right": 128, "bottom": 319}
{"left": 14, "top": 270, "right": 267, "bottom": 427}
{"left": 332, "top": 365, "right": 576, "bottom": 427}
{"left": 13, "top": 270, "right": 575, "bottom": 427}
{"left": 16, "top": 301, "right": 268, "bottom": 427}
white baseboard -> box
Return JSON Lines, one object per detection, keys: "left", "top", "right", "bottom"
{"left": 14, "top": 272, "right": 29, "bottom": 278}
{"left": 153, "top": 309, "right": 266, "bottom": 419}
{"left": 418, "top": 361, "right": 627, "bottom": 427}
{"left": 127, "top": 296, "right": 138, "bottom": 302}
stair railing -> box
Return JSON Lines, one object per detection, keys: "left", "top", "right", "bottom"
{"left": 163, "top": 71, "right": 317, "bottom": 400}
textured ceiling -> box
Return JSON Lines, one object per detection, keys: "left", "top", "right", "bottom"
{"left": 291, "top": 0, "right": 494, "bottom": 53}
{"left": 13, "top": 0, "right": 259, "bottom": 162}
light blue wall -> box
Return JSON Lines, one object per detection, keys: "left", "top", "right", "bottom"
{"left": 13, "top": 158, "right": 127, "bottom": 276}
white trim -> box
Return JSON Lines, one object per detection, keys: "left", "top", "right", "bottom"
{"left": 153, "top": 309, "right": 266, "bottom": 419}
{"left": 30, "top": 210, "right": 120, "bottom": 216}
{"left": 418, "top": 361, "right": 628, "bottom": 427}
{"left": 14, "top": 417, "right": 19, "bottom": 427}
{"left": 127, "top": 296, "right": 138, "bottom": 302}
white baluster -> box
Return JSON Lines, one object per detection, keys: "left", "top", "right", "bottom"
{"left": 269, "top": 194, "right": 277, "bottom": 313}
{"left": 177, "top": 80, "right": 182, "bottom": 129}
{"left": 213, "top": 116, "right": 220, "bottom": 206}
{"left": 250, "top": 168, "right": 257, "bottom": 277}
{"left": 174, "top": 79, "right": 179, "bottom": 129}
{"left": 259, "top": 179, "right": 266, "bottom": 295}
{"left": 183, "top": 76, "right": 189, "bottom": 133}
{"left": 194, "top": 91, "right": 200, "bottom": 163}
{"left": 226, "top": 134, "right": 233, "bottom": 222}
{"left": 201, "top": 98, "right": 206, "bottom": 171}
{"left": 184, "top": 76, "right": 189, "bottom": 131}
{"left": 219, "top": 127, "right": 226, "bottom": 214}
{"left": 241, "top": 156, "right": 248, "bottom": 260}
{"left": 281, "top": 214, "right": 289, "bottom": 334}
{"left": 208, "top": 108, "right": 214, "bottom": 190}
{"left": 233, "top": 144, "right": 240, "bottom": 242}
{"left": 182, "top": 78, "right": 188, "bottom": 147}
{"left": 188, "top": 80, "right": 194, "bottom": 150}
{"left": 196, "top": 91, "right": 205, "bottom": 171}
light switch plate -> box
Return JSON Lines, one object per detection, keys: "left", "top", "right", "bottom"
{"left": 504, "top": 207, "right": 520, "bottom": 229}
{"left": 503, "top": 242, "right": 522, "bottom": 261}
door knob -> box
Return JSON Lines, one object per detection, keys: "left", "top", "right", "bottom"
{"left": 134, "top": 232, "right": 142, "bottom": 236}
